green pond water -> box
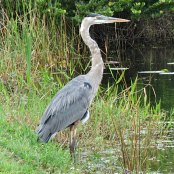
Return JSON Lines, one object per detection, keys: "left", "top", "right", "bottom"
{"left": 83, "top": 46, "right": 174, "bottom": 173}
{"left": 104, "top": 46, "right": 174, "bottom": 111}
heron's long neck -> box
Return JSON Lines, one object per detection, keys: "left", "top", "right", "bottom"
{"left": 80, "top": 26, "right": 103, "bottom": 68}
{"left": 80, "top": 23, "right": 104, "bottom": 84}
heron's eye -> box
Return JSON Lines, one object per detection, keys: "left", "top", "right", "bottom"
{"left": 96, "top": 16, "right": 103, "bottom": 20}
{"left": 84, "top": 82, "right": 92, "bottom": 89}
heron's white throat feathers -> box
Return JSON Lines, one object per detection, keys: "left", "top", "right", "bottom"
{"left": 80, "top": 18, "right": 104, "bottom": 86}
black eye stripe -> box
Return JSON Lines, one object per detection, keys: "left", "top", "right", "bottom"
{"left": 86, "top": 13, "right": 101, "bottom": 17}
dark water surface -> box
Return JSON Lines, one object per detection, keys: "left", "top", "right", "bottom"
{"left": 80, "top": 128, "right": 174, "bottom": 173}
{"left": 104, "top": 46, "right": 174, "bottom": 111}
{"left": 91, "top": 46, "right": 174, "bottom": 173}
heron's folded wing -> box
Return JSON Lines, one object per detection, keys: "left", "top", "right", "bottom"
{"left": 39, "top": 76, "right": 93, "bottom": 132}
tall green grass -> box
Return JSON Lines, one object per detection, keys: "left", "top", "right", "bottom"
{"left": 0, "top": 74, "right": 167, "bottom": 173}
{"left": 0, "top": 3, "right": 172, "bottom": 173}
{"left": 0, "top": 6, "right": 83, "bottom": 172}
{"left": 76, "top": 80, "right": 166, "bottom": 173}
{"left": 0, "top": 5, "right": 88, "bottom": 93}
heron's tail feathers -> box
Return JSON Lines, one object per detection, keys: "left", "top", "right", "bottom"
{"left": 36, "top": 124, "right": 52, "bottom": 143}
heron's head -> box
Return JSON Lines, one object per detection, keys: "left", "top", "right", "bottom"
{"left": 82, "top": 13, "right": 130, "bottom": 27}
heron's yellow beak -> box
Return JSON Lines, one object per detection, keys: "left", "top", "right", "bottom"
{"left": 110, "top": 18, "right": 130, "bottom": 23}
{"left": 95, "top": 15, "right": 130, "bottom": 24}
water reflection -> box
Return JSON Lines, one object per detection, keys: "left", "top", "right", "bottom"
{"left": 80, "top": 127, "right": 174, "bottom": 173}
{"left": 90, "top": 46, "right": 174, "bottom": 173}
{"left": 103, "top": 46, "right": 174, "bottom": 111}
{"left": 149, "top": 127, "right": 174, "bottom": 173}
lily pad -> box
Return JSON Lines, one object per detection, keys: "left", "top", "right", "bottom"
{"left": 161, "top": 69, "right": 169, "bottom": 72}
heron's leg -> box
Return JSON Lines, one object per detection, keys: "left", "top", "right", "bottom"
{"left": 69, "top": 121, "right": 79, "bottom": 158}
{"left": 70, "top": 124, "right": 75, "bottom": 155}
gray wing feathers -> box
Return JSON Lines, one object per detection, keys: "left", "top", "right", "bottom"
{"left": 36, "top": 75, "right": 92, "bottom": 142}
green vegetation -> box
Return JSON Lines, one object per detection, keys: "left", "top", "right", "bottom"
{"left": 0, "top": 75, "right": 168, "bottom": 173}
{"left": 0, "top": 84, "right": 73, "bottom": 173}
{"left": 0, "top": 0, "right": 173, "bottom": 173}
{"left": 0, "top": 118, "right": 71, "bottom": 173}
{"left": 2, "top": 0, "right": 174, "bottom": 21}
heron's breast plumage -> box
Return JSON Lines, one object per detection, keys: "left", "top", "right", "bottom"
{"left": 36, "top": 75, "right": 94, "bottom": 142}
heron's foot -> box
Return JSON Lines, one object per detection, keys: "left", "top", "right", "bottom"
{"left": 70, "top": 140, "right": 78, "bottom": 164}
{"left": 70, "top": 140, "right": 76, "bottom": 157}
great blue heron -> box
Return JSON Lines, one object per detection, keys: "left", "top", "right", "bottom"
{"left": 36, "top": 14, "right": 129, "bottom": 155}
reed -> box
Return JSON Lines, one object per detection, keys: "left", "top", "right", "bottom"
{"left": 76, "top": 79, "right": 166, "bottom": 173}
{"left": 0, "top": 4, "right": 87, "bottom": 94}
{"left": 0, "top": 3, "right": 170, "bottom": 173}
